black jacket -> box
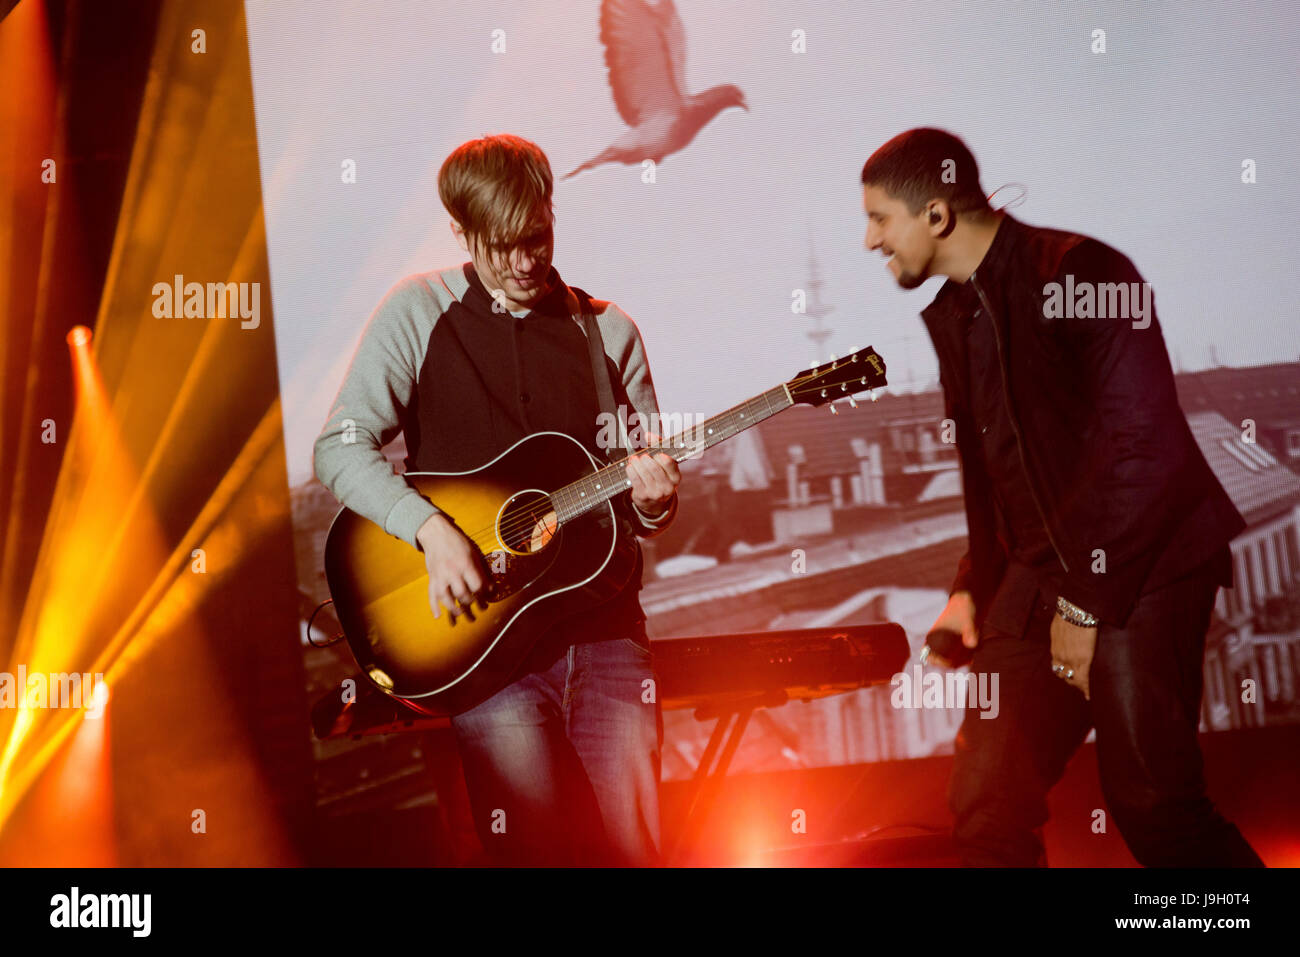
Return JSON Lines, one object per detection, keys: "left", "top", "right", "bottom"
{"left": 921, "top": 214, "right": 1243, "bottom": 627}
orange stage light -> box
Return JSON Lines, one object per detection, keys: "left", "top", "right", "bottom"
{"left": 66, "top": 325, "right": 92, "bottom": 348}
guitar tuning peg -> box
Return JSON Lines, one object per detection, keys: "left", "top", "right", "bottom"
{"left": 848, "top": 395, "right": 858, "bottom": 408}
{"left": 868, "top": 389, "right": 877, "bottom": 402}
{"left": 829, "top": 403, "right": 838, "bottom": 415}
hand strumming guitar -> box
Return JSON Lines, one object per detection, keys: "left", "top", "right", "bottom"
{"left": 416, "top": 512, "right": 486, "bottom": 620}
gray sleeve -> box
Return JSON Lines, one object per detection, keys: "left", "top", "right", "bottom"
{"left": 312, "top": 278, "right": 441, "bottom": 549}
{"left": 596, "top": 301, "right": 679, "bottom": 536}
{"left": 595, "top": 300, "right": 660, "bottom": 442}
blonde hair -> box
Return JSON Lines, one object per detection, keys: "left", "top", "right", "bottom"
{"left": 438, "top": 135, "right": 554, "bottom": 258}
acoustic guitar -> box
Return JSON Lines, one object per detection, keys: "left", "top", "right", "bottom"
{"left": 324, "top": 346, "right": 887, "bottom": 715}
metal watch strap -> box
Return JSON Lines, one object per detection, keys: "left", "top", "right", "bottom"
{"left": 1056, "top": 596, "right": 1099, "bottom": 628}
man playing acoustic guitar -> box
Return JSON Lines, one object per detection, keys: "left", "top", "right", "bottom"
{"left": 314, "top": 134, "right": 680, "bottom": 865}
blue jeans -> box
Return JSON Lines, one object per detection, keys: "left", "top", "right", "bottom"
{"left": 450, "top": 630, "right": 663, "bottom": 866}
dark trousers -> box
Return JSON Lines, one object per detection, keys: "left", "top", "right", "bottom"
{"left": 948, "top": 565, "right": 1264, "bottom": 866}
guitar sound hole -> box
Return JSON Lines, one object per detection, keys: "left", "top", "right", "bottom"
{"left": 498, "top": 490, "right": 559, "bottom": 555}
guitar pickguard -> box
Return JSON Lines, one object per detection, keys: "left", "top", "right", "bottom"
{"left": 481, "top": 541, "right": 561, "bottom": 602}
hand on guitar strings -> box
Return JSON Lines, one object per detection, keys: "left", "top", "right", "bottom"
{"left": 625, "top": 446, "right": 681, "bottom": 518}
{"left": 416, "top": 511, "right": 488, "bottom": 621}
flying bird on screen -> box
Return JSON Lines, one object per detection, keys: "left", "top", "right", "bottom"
{"left": 564, "top": 0, "right": 747, "bottom": 179}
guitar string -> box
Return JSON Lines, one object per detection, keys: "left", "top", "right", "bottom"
{"left": 476, "top": 365, "right": 881, "bottom": 551}
{"left": 463, "top": 360, "right": 882, "bottom": 551}
{"left": 468, "top": 394, "right": 777, "bottom": 551}
{"left": 463, "top": 396, "right": 772, "bottom": 550}
{"left": 479, "top": 402, "right": 762, "bottom": 549}
{"left": 454, "top": 358, "right": 883, "bottom": 552}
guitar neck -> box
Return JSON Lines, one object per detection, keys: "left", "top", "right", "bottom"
{"left": 550, "top": 383, "right": 793, "bottom": 523}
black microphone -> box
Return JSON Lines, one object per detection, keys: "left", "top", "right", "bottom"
{"left": 923, "top": 627, "right": 974, "bottom": 668}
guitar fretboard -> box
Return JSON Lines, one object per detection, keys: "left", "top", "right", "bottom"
{"left": 550, "top": 384, "right": 792, "bottom": 523}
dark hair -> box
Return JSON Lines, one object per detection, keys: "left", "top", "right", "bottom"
{"left": 860, "top": 128, "right": 991, "bottom": 216}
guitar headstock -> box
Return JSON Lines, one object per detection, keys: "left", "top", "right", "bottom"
{"left": 786, "top": 346, "right": 887, "bottom": 409}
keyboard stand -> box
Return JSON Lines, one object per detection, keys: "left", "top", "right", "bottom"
{"left": 666, "top": 689, "right": 787, "bottom": 865}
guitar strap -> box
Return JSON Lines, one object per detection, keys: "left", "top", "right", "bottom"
{"left": 571, "top": 285, "right": 644, "bottom": 590}
{"left": 571, "top": 286, "right": 626, "bottom": 465}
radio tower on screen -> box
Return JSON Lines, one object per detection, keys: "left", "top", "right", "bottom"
{"left": 802, "top": 234, "right": 834, "bottom": 359}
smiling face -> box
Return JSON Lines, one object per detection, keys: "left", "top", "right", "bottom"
{"left": 862, "top": 183, "right": 937, "bottom": 290}
{"left": 453, "top": 211, "right": 555, "bottom": 312}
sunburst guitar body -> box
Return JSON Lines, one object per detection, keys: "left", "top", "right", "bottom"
{"left": 325, "top": 432, "right": 636, "bottom": 715}
{"left": 323, "top": 346, "right": 887, "bottom": 715}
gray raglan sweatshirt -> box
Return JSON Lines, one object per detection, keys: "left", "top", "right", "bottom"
{"left": 312, "top": 263, "right": 677, "bottom": 549}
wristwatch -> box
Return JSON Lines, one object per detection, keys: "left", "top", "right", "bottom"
{"left": 1056, "top": 596, "right": 1099, "bottom": 628}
